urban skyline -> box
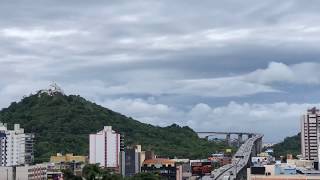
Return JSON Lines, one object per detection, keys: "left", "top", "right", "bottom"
{"left": 2, "top": 0, "right": 320, "bottom": 179}
{"left": 0, "top": 94, "right": 318, "bottom": 179}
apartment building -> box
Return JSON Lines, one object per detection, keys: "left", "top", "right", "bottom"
{"left": 301, "top": 107, "right": 320, "bottom": 160}
{"left": 0, "top": 123, "right": 34, "bottom": 166}
{"left": 89, "top": 126, "right": 123, "bottom": 169}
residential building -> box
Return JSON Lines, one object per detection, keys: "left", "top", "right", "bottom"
{"left": 0, "top": 166, "right": 13, "bottom": 180}
{"left": 141, "top": 158, "right": 176, "bottom": 180}
{"left": 286, "top": 159, "right": 314, "bottom": 169}
{"left": 145, "top": 151, "right": 155, "bottom": 160}
{"left": 247, "top": 163, "right": 320, "bottom": 180}
{"left": 0, "top": 164, "right": 47, "bottom": 180}
{"left": 50, "top": 153, "right": 87, "bottom": 176}
{"left": 121, "top": 145, "right": 144, "bottom": 177}
{"left": 301, "top": 107, "right": 320, "bottom": 161}
{"left": 190, "top": 160, "right": 213, "bottom": 176}
{"left": 47, "top": 171, "right": 64, "bottom": 180}
{"left": 16, "top": 164, "right": 47, "bottom": 180}
{"left": 175, "top": 163, "right": 192, "bottom": 180}
{"left": 89, "top": 126, "right": 121, "bottom": 169}
{"left": 50, "top": 153, "right": 87, "bottom": 164}
{"left": 47, "top": 163, "right": 64, "bottom": 180}
{"left": 0, "top": 123, "right": 34, "bottom": 166}
{"left": 176, "top": 165, "right": 183, "bottom": 180}
{"left": 208, "top": 153, "right": 232, "bottom": 167}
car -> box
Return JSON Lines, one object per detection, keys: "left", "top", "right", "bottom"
{"left": 222, "top": 175, "right": 231, "bottom": 180}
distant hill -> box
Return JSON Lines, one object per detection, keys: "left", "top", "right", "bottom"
{"left": 272, "top": 133, "right": 300, "bottom": 158}
{"left": 0, "top": 90, "right": 229, "bottom": 162}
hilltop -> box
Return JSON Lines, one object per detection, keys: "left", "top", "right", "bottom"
{"left": 0, "top": 87, "right": 229, "bottom": 162}
{"left": 272, "top": 133, "right": 300, "bottom": 158}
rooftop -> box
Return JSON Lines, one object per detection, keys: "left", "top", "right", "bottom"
{"left": 143, "top": 158, "right": 175, "bottom": 165}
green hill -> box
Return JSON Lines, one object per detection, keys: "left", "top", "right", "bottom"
{"left": 0, "top": 91, "right": 229, "bottom": 162}
{"left": 272, "top": 133, "right": 300, "bottom": 158}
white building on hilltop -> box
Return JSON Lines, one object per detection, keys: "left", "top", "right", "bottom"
{"left": 89, "top": 126, "right": 122, "bottom": 169}
{"left": 0, "top": 123, "right": 34, "bottom": 166}
{"left": 38, "top": 82, "right": 64, "bottom": 97}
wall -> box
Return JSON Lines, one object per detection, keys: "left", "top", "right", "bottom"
{"left": 0, "top": 167, "right": 13, "bottom": 180}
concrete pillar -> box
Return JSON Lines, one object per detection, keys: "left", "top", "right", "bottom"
{"left": 238, "top": 134, "right": 243, "bottom": 147}
{"left": 226, "top": 134, "right": 231, "bottom": 146}
{"left": 258, "top": 138, "right": 262, "bottom": 153}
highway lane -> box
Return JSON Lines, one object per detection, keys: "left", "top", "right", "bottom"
{"left": 209, "top": 134, "right": 263, "bottom": 180}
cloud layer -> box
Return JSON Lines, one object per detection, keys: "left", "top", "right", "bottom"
{"left": 1, "top": 1, "right": 320, "bottom": 142}
{"left": 99, "top": 97, "right": 316, "bottom": 142}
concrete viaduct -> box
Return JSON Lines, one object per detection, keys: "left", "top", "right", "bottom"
{"left": 196, "top": 131, "right": 255, "bottom": 147}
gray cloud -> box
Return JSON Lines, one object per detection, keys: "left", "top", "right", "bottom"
{"left": 1, "top": 0, "right": 320, "bottom": 142}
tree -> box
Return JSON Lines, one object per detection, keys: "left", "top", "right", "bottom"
{"left": 82, "top": 164, "right": 122, "bottom": 180}
{"left": 82, "top": 164, "right": 103, "bottom": 180}
{"left": 62, "top": 169, "right": 82, "bottom": 180}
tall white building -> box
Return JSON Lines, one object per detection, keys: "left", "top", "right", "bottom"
{"left": 301, "top": 107, "right": 320, "bottom": 160}
{"left": 89, "top": 126, "right": 121, "bottom": 168}
{"left": 0, "top": 123, "right": 34, "bottom": 166}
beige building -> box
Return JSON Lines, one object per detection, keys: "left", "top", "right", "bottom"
{"left": 286, "top": 159, "right": 314, "bottom": 168}
{"left": 50, "top": 153, "right": 87, "bottom": 176}
{"left": 50, "top": 153, "right": 87, "bottom": 163}
{"left": 301, "top": 107, "right": 320, "bottom": 160}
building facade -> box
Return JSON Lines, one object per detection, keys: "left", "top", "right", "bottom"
{"left": 301, "top": 107, "right": 320, "bottom": 160}
{"left": 0, "top": 166, "right": 13, "bottom": 180}
{"left": 0, "top": 123, "right": 34, "bottom": 166}
{"left": 89, "top": 126, "right": 121, "bottom": 168}
{"left": 0, "top": 164, "right": 47, "bottom": 180}
{"left": 121, "top": 145, "right": 144, "bottom": 177}
{"left": 50, "top": 153, "right": 87, "bottom": 176}
{"left": 141, "top": 158, "right": 176, "bottom": 180}
{"left": 16, "top": 164, "right": 47, "bottom": 180}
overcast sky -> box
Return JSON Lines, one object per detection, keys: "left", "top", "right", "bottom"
{"left": 1, "top": 0, "right": 320, "bottom": 142}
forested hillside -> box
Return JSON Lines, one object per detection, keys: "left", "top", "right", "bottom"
{"left": 272, "top": 133, "right": 300, "bottom": 158}
{"left": 0, "top": 91, "right": 229, "bottom": 162}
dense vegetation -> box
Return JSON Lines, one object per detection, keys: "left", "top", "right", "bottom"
{"left": 0, "top": 92, "right": 229, "bottom": 162}
{"left": 272, "top": 133, "right": 300, "bottom": 158}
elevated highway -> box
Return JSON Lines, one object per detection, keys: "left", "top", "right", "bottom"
{"left": 197, "top": 131, "right": 255, "bottom": 147}
{"left": 209, "top": 133, "right": 263, "bottom": 180}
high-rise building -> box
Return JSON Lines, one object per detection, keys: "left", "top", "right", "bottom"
{"left": 121, "top": 145, "right": 145, "bottom": 177}
{"left": 89, "top": 126, "right": 121, "bottom": 168}
{"left": 0, "top": 123, "right": 35, "bottom": 166}
{"left": 301, "top": 107, "right": 320, "bottom": 160}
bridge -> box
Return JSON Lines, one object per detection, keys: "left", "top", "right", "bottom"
{"left": 197, "top": 131, "right": 255, "bottom": 147}
{"left": 205, "top": 133, "right": 263, "bottom": 180}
